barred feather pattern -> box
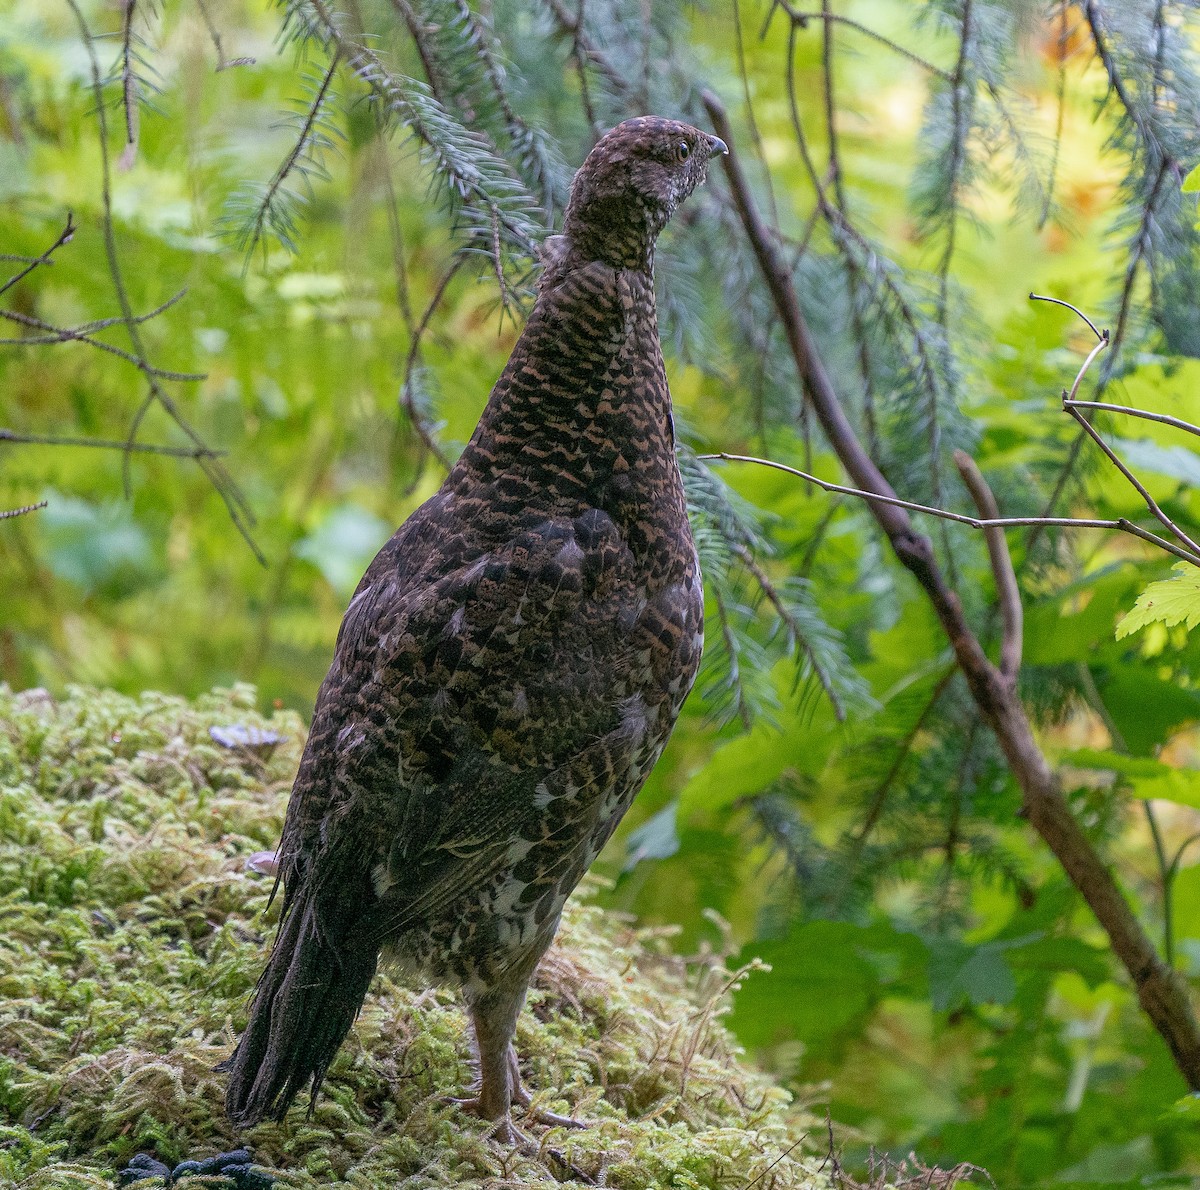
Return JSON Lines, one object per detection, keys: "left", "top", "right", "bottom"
{"left": 222, "top": 117, "right": 724, "bottom": 1131}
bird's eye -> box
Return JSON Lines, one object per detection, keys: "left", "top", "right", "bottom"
{"left": 675, "top": 141, "right": 691, "bottom": 162}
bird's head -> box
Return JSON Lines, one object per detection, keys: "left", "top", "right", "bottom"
{"left": 561, "top": 117, "right": 727, "bottom": 271}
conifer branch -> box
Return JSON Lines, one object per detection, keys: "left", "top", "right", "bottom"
{"left": 64, "top": 0, "right": 262, "bottom": 564}
{"left": 704, "top": 89, "right": 1200, "bottom": 1088}
{"left": 194, "top": 0, "right": 255, "bottom": 71}
{"left": 223, "top": 53, "right": 342, "bottom": 261}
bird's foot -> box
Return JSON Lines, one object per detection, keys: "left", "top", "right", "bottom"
{"left": 446, "top": 1094, "right": 597, "bottom": 1183}
{"left": 444, "top": 1095, "right": 531, "bottom": 1147}
{"left": 507, "top": 1046, "right": 588, "bottom": 1130}
{"left": 511, "top": 1083, "right": 588, "bottom": 1130}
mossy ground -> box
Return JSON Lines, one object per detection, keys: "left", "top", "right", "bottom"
{"left": 0, "top": 685, "right": 831, "bottom": 1189}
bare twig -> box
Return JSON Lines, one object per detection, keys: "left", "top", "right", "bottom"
{"left": 65, "top": 0, "right": 262, "bottom": 564}
{"left": 1029, "top": 291, "right": 1104, "bottom": 342}
{"left": 953, "top": 450, "right": 1021, "bottom": 680}
{"left": 1064, "top": 399, "right": 1200, "bottom": 441}
{"left": 0, "top": 310, "right": 205, "bottom": 381}
{"left": 0, "top": 500, "right": 48, "bottom": 521}
{"left": 779, "top": 2, "right": 952, "bottom": 80}
{"left": 1, "top": 287, "right": 188, "bottom": 339}
{"left": 700, "top": 452, "right": 1200, "bottom": 568}
{"left": 703, "top": 88, "right": 1200, "bottom": 1089}
{"left": 1055, "top": 330, "right": 1200, "bottom": 560}
{"left": 0, "top": 214, "right": 76, "bottom": 298}
{"left": 0, "top": 430, "right": 224, "bottom": 459}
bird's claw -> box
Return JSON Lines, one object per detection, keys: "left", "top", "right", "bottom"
{"left": 444, "top": 1095, "right": 530, "bottom": 1147}
{"left": 445, "top": 1092, "right": 587, "bottom": 1144}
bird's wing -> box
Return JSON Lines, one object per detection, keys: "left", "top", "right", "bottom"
{"left": 275, "top": 499, "right": 642, "bottom": 938}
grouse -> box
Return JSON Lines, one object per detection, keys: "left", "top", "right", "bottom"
{"left": 222, "top": 116, "right": 725, "bottom": 1142}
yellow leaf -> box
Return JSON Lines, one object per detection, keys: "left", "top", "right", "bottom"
{"left": 1116, "top": 564, "right": 1200, "bottom": 638}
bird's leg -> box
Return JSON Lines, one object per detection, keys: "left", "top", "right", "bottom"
{"left": 507, "top": 1045, "right": 586, "bottom": 1129}
{"left": 451, "top": 984, "right": 525, "bottom": 1144}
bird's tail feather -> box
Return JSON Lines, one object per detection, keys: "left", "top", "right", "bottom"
{"left": 220, "top": 887, "right": 378, "bottom": 1128}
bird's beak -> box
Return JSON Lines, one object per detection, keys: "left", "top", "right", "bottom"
{"left": 706, "top": 134, "right": 729, "bottom": 156}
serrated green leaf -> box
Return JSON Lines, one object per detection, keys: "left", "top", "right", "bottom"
{"left": 1116, "top": 564, "right": 1200, "bottom": 638}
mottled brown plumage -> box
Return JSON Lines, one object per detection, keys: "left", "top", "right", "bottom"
{"left": 222, "top": 116, "right": 725, "bottom": 1140}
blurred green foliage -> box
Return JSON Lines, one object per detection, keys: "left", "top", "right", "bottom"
{"left": 4, "top": 1, "right": 1200, "bottom": 1186}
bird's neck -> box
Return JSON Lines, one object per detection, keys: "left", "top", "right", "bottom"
{"left": 562, "top": 197, "right": 662, "bottom": 273}
{"left": 449, "top": 258, "right": 689, "bottom": 568}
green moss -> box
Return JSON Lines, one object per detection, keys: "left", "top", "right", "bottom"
{"left": 0, "top": 685, "right": 829, "bottom": 1188}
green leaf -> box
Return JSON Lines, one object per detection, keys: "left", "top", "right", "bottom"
{"left": 927, "top": 938, "right": 1018, "bottom": 1011}
{"left": 1183, "top": 163, "right": 1200, "bottom": 193}
{"left": 1116, "top": 563, "right": 1200, "bottom": 638}
{"left": 1165, "top": 1093, "right": 1200, "bottom": 1122}
{"left": 1092, "top": 668, "right": 1200, "bottom": 756}
{"left": 1112, "top": 438, "right": 1200, "bottom": 487}
{"left": 295, "top": 504, "right": 392, "bottom": 598}
{"left": 1060, "top": 748, "right": 1200, "bottom": 807}
{"left": 38, "top": 491, "right": 156, "bottom": 599}
{"left": 621, "top": 800, "right": 680, "bottom": 871}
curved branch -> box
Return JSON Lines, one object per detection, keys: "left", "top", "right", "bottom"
{"left": 703, "top": 88, "right": 1200, "bottom": 1089}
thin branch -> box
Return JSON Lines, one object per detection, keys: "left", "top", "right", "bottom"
{"left": 195, "top": 0, "right": 256, "bottom": 71}
{"left": 703, "top": 88, "right": 1200, "bottom": 1088}
{"left": 0, "top": 430, "right": 225, "bottom": 459}
{"left": 237, "top": 51, "right": 340, "bottom": 262}
{"left": 778, "top": 3, "right": 952, "bottom": 80}
{"left": 1143, "top": 802, "right": 1174, "bottom": 967}
{"left": 397, "top": 259, "right": 461, "bottom": 471}
{"left": 1065, "top": 399, "right": 1200, "bottom": 441}
{"left": 936, "top": 0, "right": 974, "bottom": 334}
{"left": 0, "top": 214, "right": 76, "bottom": 298}
{"left": 0, "top": 500, "right": 48, "bottom": 521}
{"left": 701, "top": 451, "right": 1200, "bottom": 568}
{"left": 850, "top": 664, "right": 958, "bottom": 856}
{"left": 732, "top": 0, "right": 781, "bottom": 228}
{"left": 1057, "top": 337, "right": 1200, "bottom": 561}
{"left": 388, "top": 0, "right": 446, "bottom": 104}
{"left": 542, "top": 0, "right": 630, "bottom": 97}
{"left": 120, "top": 0, "right": 139, "bottom": 159}
{"left": 571, "top": 0, "right": 600, "bottom": 137}
{"left": 712, "top": 584, "right": 754, "bottom": 732}
{"left": 1038, "top": 0, "right": 1069, "bottom": 230}
{"left": 65, "top": 0, "right": 262, "bottom": 564}
{"left": 1029, "top": 291, "right": 1105, "bottom": 342}
{"left": 954, "top": 450, "right": 1021, "bottom": 680}
{"left": 1082, "top": 0, "right": 1155, "bottom": 152}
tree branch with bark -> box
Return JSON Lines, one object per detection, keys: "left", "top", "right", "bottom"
{"left": 703, "top": 89, "right": 1200, "bottom": 1090}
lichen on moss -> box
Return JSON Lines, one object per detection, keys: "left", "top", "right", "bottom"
{"left": 0, "top": 685, "right": 830, "bottom": 1188}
